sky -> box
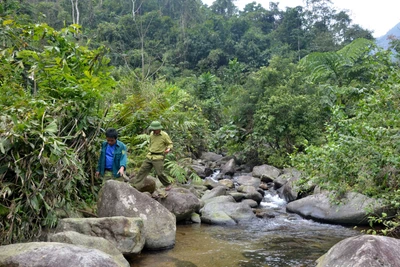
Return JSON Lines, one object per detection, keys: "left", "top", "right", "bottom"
{"left": 202, "top": 0, "right": 400, "bottom": 38}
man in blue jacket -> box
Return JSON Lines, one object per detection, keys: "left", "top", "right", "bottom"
{"left": 96, "top": 128, "right": 127, "bottom": 181}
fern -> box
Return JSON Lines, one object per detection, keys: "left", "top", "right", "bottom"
{"left": 299, "top": 38, "right": 376, "bottom": 86}
{"left": 164, "top": 157, "right": 202, "bottom": 184}
{"left": 164, "top": 158, "right": 189, "bottom": 183}
{"left": 338, "top": 38, "right": 375, "bottom": 62}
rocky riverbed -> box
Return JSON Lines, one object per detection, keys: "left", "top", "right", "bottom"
{"left": 1, "top": 152, "right": 399, "bottom": 267}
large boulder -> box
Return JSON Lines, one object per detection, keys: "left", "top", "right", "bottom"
{"left": 203, "top": 195, "right": 236, "bottom": 205}
{"left": 131, "top": 175, "right": 156, "bottom": 193}
{"left": 274, "top": 168, "right": 300, "bottom": 189}
{"left": 158, "top": 187, "right": 201, "bottom": 222}
{"left": 277, "top": 175, "right": 302, "bottom": 203}
{"left": 200, "top": 152, "right": 223, "bottom": 162}
{"left": 200, "top": 186, "right": 229, "bottom": 202}
{"left": 191, "top": 164, "right": 210, "bottom": 178}
{"left": 0, "top": 242, "right": 124, "bottom": 267}
{"left": 97, "top": 180, "right": 176, "bottom": 250}
{"left": 252, "top": 164, "right": 281, "bottom": 182}
{"left": 220, "top": 158, "right": 236, "bottom": 176}
{"left": 200, "top": 197, "right": 256, "bottom": 225}
{"left": 49, "top": 231, "right": 129, "bottom": 267}
{"left": 228, "top": 192, "right": 245, "bottom": 202}
{"left": 238, "top": 185, "right": 263, "bottom": 204}
{"left": 216, "top": 155, "right": 235, "bottom": 166}
{"left": 316, "top": 235, "right": 400, "bottom": 267}
{"left": 55, "top": 217, "right": 144, "bottom": 255}
{"left": 286, "top": 191, "right": 390, "bottom": 225}
{"left": 236, "top": 175, "right": 261, "bottom": 188}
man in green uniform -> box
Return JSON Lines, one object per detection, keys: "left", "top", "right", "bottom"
{"left": 132, "top": 121, "right": 173, "bottom": 191}
{"left": 96, "top": 128, "right": 127, "bottom": 182}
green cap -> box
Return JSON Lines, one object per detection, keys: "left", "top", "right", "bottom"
{"left": 148, "top": 121, "right": 163, "bottom": 130}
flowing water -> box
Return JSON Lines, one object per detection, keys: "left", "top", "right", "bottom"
{"left": 130, "top": 191, "right": 361, "bottom": 267}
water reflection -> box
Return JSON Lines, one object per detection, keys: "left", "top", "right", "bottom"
{"left": 129, "top": 192, "right": 361, "bottom": 267}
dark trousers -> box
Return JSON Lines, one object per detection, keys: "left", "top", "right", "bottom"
{"left": 132, "top": 158, "right": 170, "bottom": 190}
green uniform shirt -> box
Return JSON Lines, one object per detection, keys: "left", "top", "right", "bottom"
{"left": 146, "top": 130, "right": 173, "bottom": 160}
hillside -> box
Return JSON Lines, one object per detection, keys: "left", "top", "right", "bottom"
{"left": 376, "top": 22, "right": 400, "bottom": 49}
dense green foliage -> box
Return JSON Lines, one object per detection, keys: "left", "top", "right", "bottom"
{"left": 293, "top": 43, "right": 400, "bottom": 236}
{"left": 0, "top": 0, "right": 399, "bottom": 242}
{"left": 0, "top": 16, "right": 115, "bottom": 242}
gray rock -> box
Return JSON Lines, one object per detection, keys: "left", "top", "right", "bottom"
{"left": 200, "top": 186, "right": 229, "bottom": 202}
{"left": 201, "top": 210, "right": 236, "bottom": 225}
{"left": 316, "top": 235, "right": 400, "bottom": 267}
{"left": 203, "top": 195, "right": 236, "bottom": 205}
{"left": 200, "top": 152, "right": 223, "bottom": 162}
{"left": 286, "top": 191, "right": 390, "bottom": 225}
{"left": 203, "top": 177, "right": 221, "bottom": 189}
{"left": 254, "top": 209, "right": 276, "bottom": 219}
{"left": 242, "top": 199, "right": 258, "bottom": 208}
{"left": 49, "top": 231, "right": 129, "bottom": 267}
{"left": 200, "top": 201, "right": 256, "bottom": 225}
{"left": 275, "top": 168, "right": 301, "bottom": 198}
{"left": 216, "top": 155, "right": 235, "bottom": 165}
{"left": 55, "top": 217, "right": 144, "bottom": 255}
{"left": 273, "top": 175, "right": 290, "bottom": 190}
{"left": 191, "top": 164, "right": 208, "bottom": 178}
{"left": 190, "top": 213, "right": 201, "bottom": 223}
{"left": 220, "top": 158, "right": 236, "bottom": 176}
{"left": 257, "top": 188, "right": 265, "bottom": 197}
{"left": 0, "top": 242, "right": 123, "bottom": 267}
{"left": 236, "top": 175, "right": 261, "bottom": 188}
{"left": 240, "top": 185, "right": 263, "bottom": 204}
{"left": 97, "top": 180, "right": 176, "bottom": 250}
{"left": 180, "top": 184, "right": 207, "bottom": 198}
{"left": 228, "top": 192, "right": 245, "bottom": 202}
{"left": 158, "top": 187, "right": 201, "bottom": 222}
{"left": 278, "top": 175, "right": 301, "bottom": 203}
{"left": 218, "top": 179, "right": 234, "bottom": 188}
{"left": 252, "top": 164, "right": 281, "bottom": 182}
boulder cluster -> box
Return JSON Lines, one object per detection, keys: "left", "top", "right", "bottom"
{"left": 0, "top": 151, "right": 398, "bottom": 267}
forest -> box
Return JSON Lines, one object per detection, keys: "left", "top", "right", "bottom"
{"left": 0, "top": 0, "right": 399, "bottom": 243}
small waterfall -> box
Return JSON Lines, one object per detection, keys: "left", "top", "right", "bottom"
{"left": 260, "top": 191, "right": 287, "bottom": 209}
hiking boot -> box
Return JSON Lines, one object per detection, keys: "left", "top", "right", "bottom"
{"left": 151, "top": 191, "right": 160, "bottom": 199}
{"left": 165, "top": 185, "right": 172, "bottom": 191}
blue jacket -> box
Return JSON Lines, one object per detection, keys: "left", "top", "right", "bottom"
{"left": 97, "top": 140, "right": 127, "bottom": 178}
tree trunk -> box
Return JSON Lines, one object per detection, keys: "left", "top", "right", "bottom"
{"left": 70, "top": 0, "right": 80, "bottom": 25}
{"left": 75, "top": 0, "right": 80, "bottom": 25}
{"left": 71, "top": 0, "right": 75, "bottom": 24}
{"left": 131, "top": 0, "right": 135, "bottom": 20}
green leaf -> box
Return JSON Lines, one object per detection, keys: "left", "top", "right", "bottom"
{"left": 0, "top": 203, "right": 9, "bottom": 216}
{"left": 2, "top": 19, "right": 14, "bottom": 26}
{"left": 44, "top": 120, "right": 58, "bottom": 134}
{"left": 30, "top": 195, "right": 40, "bottom": 212}
{"left": 84, "top": 70, "right": 92, "bottom": 78}
{"left": 0, "top": 140, "right": 5, "bottom": 154}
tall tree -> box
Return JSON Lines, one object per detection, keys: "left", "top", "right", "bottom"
{"left": 210, "top": 0, "right": 237, "bottom": 17}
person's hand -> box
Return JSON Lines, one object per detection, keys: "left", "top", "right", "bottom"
{"left": 165, "top": 148, "right": 171, "bottom": 154}
{"left": 117, "top": 167, "right": 125, "bottom": 176}
{"left": 95, "top": 171, "right": 100, "bottom": 178}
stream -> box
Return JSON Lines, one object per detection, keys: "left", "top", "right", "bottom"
{"left": 130, "top": 190, "right": 361, "bottom": 267}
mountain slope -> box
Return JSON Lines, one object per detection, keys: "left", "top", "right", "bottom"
{"left": 376, "top": 22, "right": 400, "bottom": 49}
